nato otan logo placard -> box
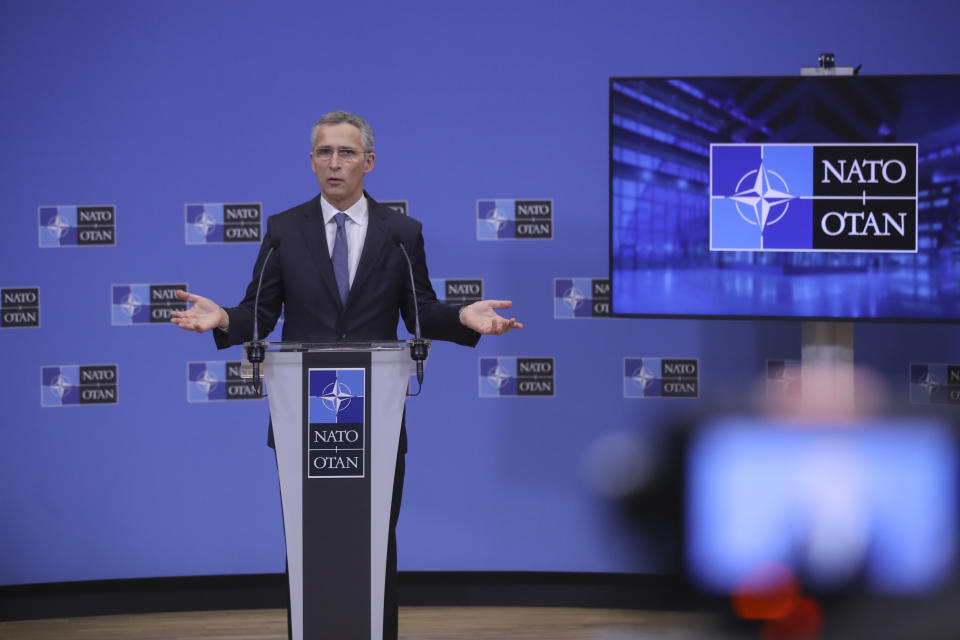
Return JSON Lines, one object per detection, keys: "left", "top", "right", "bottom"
{"left": 381, "top": 201, "right": 408, "bottom": 216}
{"left": 554, "top": 278, "right": 610, "bottom": 318}
{"left": 185, "top": 203, "right": 262, "bottom": 243}
{"left": 910, "top": 363, "right": 960, "bottom": 405}
{"left": 767, "top": 359, "right": 801, "bottom": 400}
{"left": 479, "top": 357, "right": 555, "bottom": 397}
{"left": 42, "top": 364, "right": 118, "bottom": 407}
{"left": 2, "top": 287, "right": 40, "bottom": 328}
{"left": 308, "top": 368, "right": 366, "bottom": 478}
{"left": 188, "top": 361, "right": 264, "bottom": 402}
{"left": 112, "top": 284, "right": 187, "bottom": 325}
{"left": 623, "top": 358, "right": 699, "bottom": 398}
{"left": 431, "top": 278, "right": 484, "bottom": 305}
{"left": 477, "top": 199, "right": 553, "bottom": 239}
{"left": 38, "top": 205, "right": 116, "bottom": 247}
{"left": 711, "top": 144, "right": 917, "bottom": 252}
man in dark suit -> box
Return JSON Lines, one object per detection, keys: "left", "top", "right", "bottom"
{"left": 171, "top": 110, "right": 522, "bottom": 639}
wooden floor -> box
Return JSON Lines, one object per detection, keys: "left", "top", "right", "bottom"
{"left": 0, "top": 607, "right": 713, "bottom": 639}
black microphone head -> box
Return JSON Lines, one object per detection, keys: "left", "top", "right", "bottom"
{"left": 391, "top": 233, "right": 404, "bottom": 248}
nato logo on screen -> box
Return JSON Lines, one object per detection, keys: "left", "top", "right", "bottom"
{"left": 308, "top": 368, "right": 365, "bottom": 478}
{"left": 477, "top": 199, "right": 553, "bottom": 239}
{"left": 623, "top": 358, "right": 699, "bottom": 398}
{"left": 42, "top": 364, "right": 118, "bottom": 407}
{"left": 112, "top": 284, "right": 187, "bottom": 325}
{"left": 188, "top": 361, "right": 264, "bottom": 402}
{"left": 910, "top": 363, "right": 960, "bottom": 405}
{"left": 479, "top": 357, "right": 555, "bottom": 397}
{"left": 38, "top": 205, "right": 116, "bottom": 247}
{"left": 554, "top": 278, "right": 610, "bottom": 318}
{"left": 711, "top": 144, "right": 917, "bottom": 252}
{"left": 185, "top": 203, "right": 262, "bottom": 244}
{"left": 2, "top": 287, "right": 40, "bottom": 328}
{"left": 431, "top": 278, "right": 484, "bottom": 305}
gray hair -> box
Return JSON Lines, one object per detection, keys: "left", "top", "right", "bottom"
{"left": 310, "top": 110, "right": 375, "bottom": 153}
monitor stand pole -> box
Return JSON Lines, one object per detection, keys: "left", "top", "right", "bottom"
{"left": 800, "top": 321, "right": 854, "bottom": 413}
{"left": 797, "top": 59, "right": 858, "bottom": 415}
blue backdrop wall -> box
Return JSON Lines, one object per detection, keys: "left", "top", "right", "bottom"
{"left": 2, "top": 0, "right": 959, "bottom": 585}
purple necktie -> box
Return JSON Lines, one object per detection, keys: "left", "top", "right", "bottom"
{"left": 332, "top": 212, "right": 349, "bottom": 305}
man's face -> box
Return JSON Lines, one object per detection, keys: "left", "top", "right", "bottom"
{"left": 310, "top": 122, "right": 375, "bottom": 210}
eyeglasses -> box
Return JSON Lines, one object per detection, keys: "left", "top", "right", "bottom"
{"left": 312, "top": 146, "right": 366, "bottom": 162}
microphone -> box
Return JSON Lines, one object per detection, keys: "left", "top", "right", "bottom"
{"left": 247, "top": 236, "right": 280, "bottom": 389}
{"left": 392, "top": 234, "right": 427, "bottom": 395}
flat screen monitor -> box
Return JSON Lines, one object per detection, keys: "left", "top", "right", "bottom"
{"left": 610, "top": 75, "right": 960, "bottom": 321}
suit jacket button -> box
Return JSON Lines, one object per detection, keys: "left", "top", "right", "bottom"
{"left": 341, "top": 333, "right": 347, "bottom": 339}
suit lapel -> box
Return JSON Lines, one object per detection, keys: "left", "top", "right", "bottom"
{"left": 301, "top": 195, "right": 343, "bottom": 309}
{"left": 349, "top": 196, "right": 388, "bottom": 304}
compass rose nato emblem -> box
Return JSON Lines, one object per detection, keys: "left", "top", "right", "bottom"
{"left": 195, "top": 368, "right": 219, "bottom": 395}
{"left": 38, "top": 207, "right": 76, "bottom": 247}
{"left": 309, "top": 369, "right": 365, "bottom": 423}
{"left": 729, "top": 162, "right": 795, "bottom": 233}
{"left": 45, "top": 214, "right": 71, "bottom": 239}
{"left": 320, "top": 380, "right": 355, "bottom": 414}
{"left": 562, "top": 286, "right": 586, "bottom": 312}
{"left": 193, "top": 211, "right": 218, "bottom": 237}
{"left": 711, "top": 144, "right": 814, "bottom": 251}
{"left": 479, "top": 357, "right": 517, "bottom": 396}
{"left": 485, "top": 206, "right": 509, "bottom": 233}
{"left": 188, "top": 362, "right": 226, "bottom": 402}
{"left": 476, "top": 200, "right": 511, "bottom": 239}
{"left": 631, "top": 364, "right": 657, "bottom": 391}
{"left": 623, "top": 358, "right": 660, "bottom": 398}
{"left": 910, "top": 363, "right": 960, "bottom": 405}
{"left": 484, "top": 365, "right": 512, "bottom": 389}
{"left": 49, "top": 373, "right": 72, "bottom": 399}
{"left": 185, "top": 204, "right": 223, "bottom": 243}
{"left": 118, "top": 291, "right": 144, "bottom": 318}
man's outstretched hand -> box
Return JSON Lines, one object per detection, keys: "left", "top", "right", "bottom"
{"left": 170, "top": 290, "right": 229, "bottom": 333}
{"left": 459, "top": 300, "right": 523, "bottom": 336}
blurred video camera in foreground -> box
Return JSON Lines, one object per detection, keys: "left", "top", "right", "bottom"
{"left": 582, "top": 363, "right": 960, "bottom": 640}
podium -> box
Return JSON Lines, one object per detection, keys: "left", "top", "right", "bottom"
{"left": 256, "top": 341, "right": 415, "bottom": 640}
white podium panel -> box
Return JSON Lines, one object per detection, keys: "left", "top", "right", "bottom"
{"left": 261, "top": 342, "right": 412, "bottom": 640}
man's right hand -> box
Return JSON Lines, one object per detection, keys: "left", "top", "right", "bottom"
{"left": 170, "top": 290, "right": 229, "bottom": 333}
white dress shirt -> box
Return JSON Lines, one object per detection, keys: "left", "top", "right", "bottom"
{"left": 319, "top": 194, "right": 368, "bottom": 289}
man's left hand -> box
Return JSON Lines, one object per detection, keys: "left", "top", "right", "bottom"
{"left": 459, "top": 300, "right": 523, "bottom": 335}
